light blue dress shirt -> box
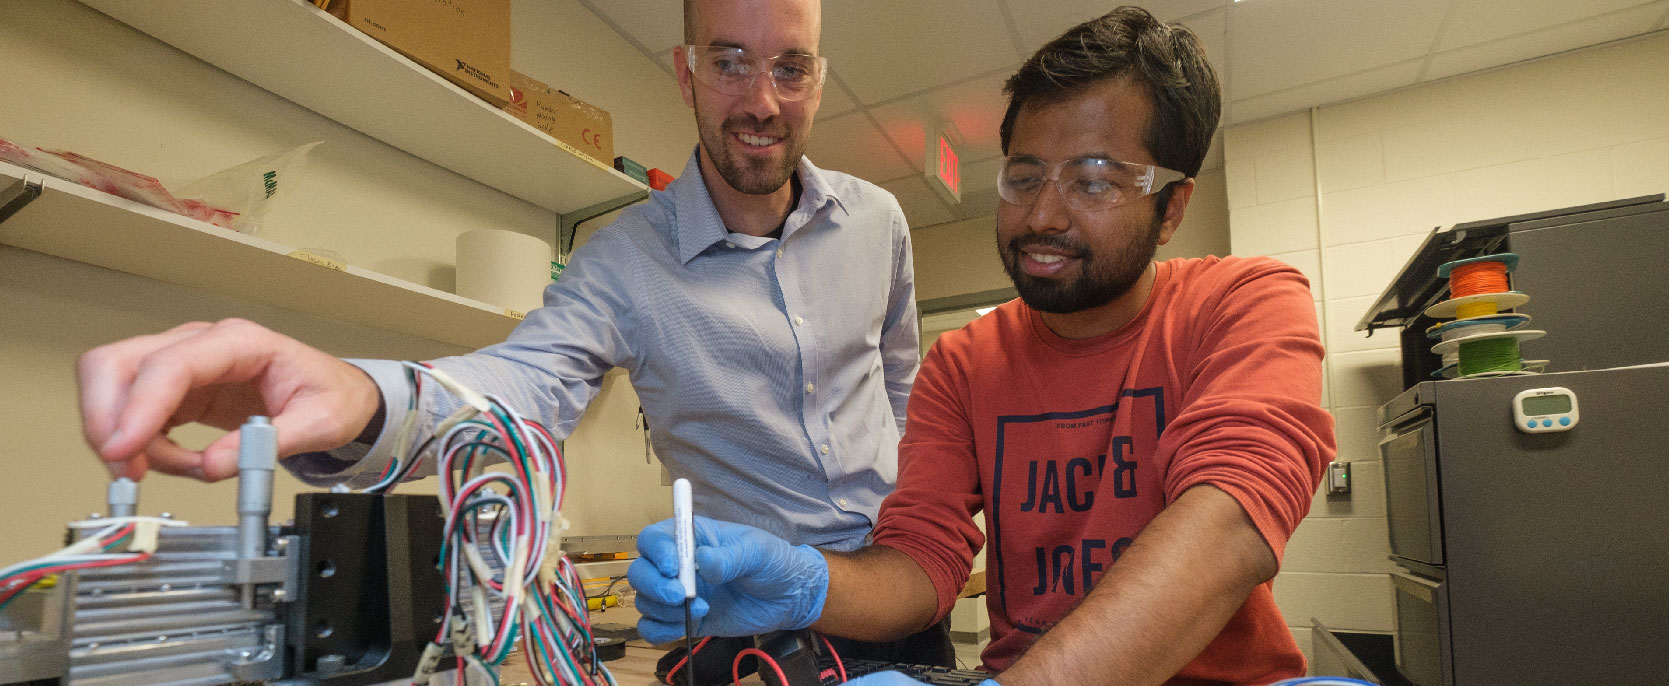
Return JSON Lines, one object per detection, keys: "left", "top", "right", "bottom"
{"left": 287, "top": 150, "right": 919, "bottom": 550}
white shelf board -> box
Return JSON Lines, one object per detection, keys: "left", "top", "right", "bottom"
{"left": 0, "top": 161, "right": 519, "bottom": 349}
{"left": 78, "top": 0, "right": 647, "bottom": 215}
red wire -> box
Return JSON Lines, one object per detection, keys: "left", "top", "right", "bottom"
{"left": 662, "top": 636, "right": 714, "bottom": 684}
{"left": 0, "top": 553, "right": 151, "bottom": 605}
{"left": 817, "top": 633, "right": 847, "bottom": 682}
{"left": 521, "top": 640, "right": 542, "bottom": 686}
{"left": 525, "top": 420, "right": 565, "bottom": 501}
{"left": 100, "top": 524, "right": 137, "bottom": 546}
{"left": 472, "top": 409, "right": 534, "bottom": 537}
{"left": 0, "top": 573, "right": 45, "bottom": 606}
{"left": 734, "top": 648, "right": 789, "bottom": 686}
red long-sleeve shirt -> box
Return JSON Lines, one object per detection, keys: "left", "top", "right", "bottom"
{"left": 873, "top": 256, "right": 1333, "bottom": 684}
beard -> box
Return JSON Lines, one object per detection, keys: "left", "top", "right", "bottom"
{"left": 693, "top": 92, "right": 804, "bottom": 195}
{"left": 999, "top": 215, "right": 1163, "bottom": 314}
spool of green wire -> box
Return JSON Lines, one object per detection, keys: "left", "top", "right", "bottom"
{"left": 1457, "top": 336, "right": 1523, "bottom": 376}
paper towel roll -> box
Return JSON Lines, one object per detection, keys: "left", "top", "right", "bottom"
{"left": 456, "top": 229, "right": 553, "bottom": 314}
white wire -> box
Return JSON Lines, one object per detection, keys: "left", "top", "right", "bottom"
{"left": 398, "top": 363, "right": 608, "bottom": 686}
{"left": 0, "top": 522, "right": 127, "bottom": 581}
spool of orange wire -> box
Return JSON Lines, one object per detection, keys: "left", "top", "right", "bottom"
{"left": 1449, "top": 260, "right": 1510, "bottom": 298}
{"left": 1427, "top": 254, "right": 1524, "bottom": 320}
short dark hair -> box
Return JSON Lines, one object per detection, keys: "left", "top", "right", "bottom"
{"left": 999, "top": 6, "right": 1220, "bottom": 181}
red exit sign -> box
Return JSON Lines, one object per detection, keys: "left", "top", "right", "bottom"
{"left": 926, "top": 127, "right": 960, "bottom": 205}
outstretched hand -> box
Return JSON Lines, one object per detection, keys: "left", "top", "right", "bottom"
{"left": 77, "top": 318, "right": 381, "bottom": 482}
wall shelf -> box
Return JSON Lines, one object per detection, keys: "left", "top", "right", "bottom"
{"left": 78, "top": 0, "right": 647, "bottom": 215}
{"left": 0, "top": 161, "right": 519, "bottom": 349}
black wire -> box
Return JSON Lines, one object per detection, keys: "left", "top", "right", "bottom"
{"left": 591, "top": 575, "right": 627, "bottom": 599}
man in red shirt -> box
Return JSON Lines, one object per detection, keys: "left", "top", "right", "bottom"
{"left": 630, "top": 7, "right": 1334, "bottom": 685}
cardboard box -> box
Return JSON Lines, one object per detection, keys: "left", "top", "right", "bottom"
{"left": 646, "top": 168, "right": 674, "bottom": 191}
{"left": 330, "top": 0, "right": 511, "bottom": 108}
{"left": 504, "top": 71, "right": 614, "bottom": 165}
{"left": 613, "top": 156, "right": 648, "bottom": 185}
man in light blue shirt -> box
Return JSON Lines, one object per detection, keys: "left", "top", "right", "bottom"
{"left": 285, "top": 146, "right": 917, "bottom": 550}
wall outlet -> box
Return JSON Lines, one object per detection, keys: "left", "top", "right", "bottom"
{"left": 1326, "top": 461, "right": 1351, "bottom": 495}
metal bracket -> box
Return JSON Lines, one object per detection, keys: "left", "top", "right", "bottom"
{"left": 0, "top": 176, "right": 43, "bottom": 225}
{"left": 224, "top": 623, "right": 286, "bottom": 683}
{"left": 556, "top": 191, "right": 649, "bottom": 261}
{"left": 223, "top": 556, "right": 292, "bottom": 586}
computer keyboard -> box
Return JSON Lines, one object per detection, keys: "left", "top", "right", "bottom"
{"left": 820, "top": 657, "right": 992, "bottom": 685}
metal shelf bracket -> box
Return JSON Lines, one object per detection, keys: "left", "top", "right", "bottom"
{"left": 556, "top": 190, "right": 649, "bottom": 262}
{"left": 0, "top": 176, "right": 43, "bottom": 225}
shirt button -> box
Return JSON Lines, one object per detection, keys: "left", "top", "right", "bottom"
{"left": 794, "top": 316, "right": 805, "bottom": 326}
{"left": 838, "top": 498, "right": 850, "bottom": 508}
{"left": 776, "top": 248, "right": 784, "bottom": 259}
{"left": 819, "top": 444, "right": 829, "bottom": 455}
{"left": 725, "top": 242, "right": 735, "bottom": 249}
{"left": 805, "top": 383, "right": 815, "bottom": 394}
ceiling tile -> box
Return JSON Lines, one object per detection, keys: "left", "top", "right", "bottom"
{"left": 1230, "top": 60, "right": 1425, "bottom": 126}
{"left": 579, "top": 0, "right": 685, "bottom": 54}
{"left": 1228, "top": 0, "right": 1448, "bottom": 99}
{"left": 1435, "top": 0, "right": 1659, "bottom": 51}
{"left": 954, "top": 155, "right": 1007, "bottom": 218}
{"left": 822, "top": 0, "right": 1022, "bottom": 104}
{"left": 1425, "top": 2, "right": 1668, "bottom": 81}
{"left": 805, "top": 112, "right": 916, "bottom": 182}
{"left": 649, "top": 49, "right": 859, "bottom": 119}
{"left": 1181, "top": 9, "right": 1228, "bottom": 82}
{"left": 1003, "top": 0, "right": 1226, "bottom": 53}
{"left": 816, "top": 71, "right": 861, "bottom": 120}
{"left": 867, "top": 71, "right": 1013, "bottom": 174}
{"left": 882, "top": 175, "right": 959, "bottom": 228}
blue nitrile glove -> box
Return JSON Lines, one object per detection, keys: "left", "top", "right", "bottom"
{"left": 627, "top": 515, "right": 829, "bottom": 644}
{"left": 841, "top": 672, "right": 999, "bottom": 686}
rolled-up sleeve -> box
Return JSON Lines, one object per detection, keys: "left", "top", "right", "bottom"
{"left": 1159, "top": 263, "right": 1333, "bottom": 564}
{"left": 871, "top": 341, "right": 984, "bottom": 623}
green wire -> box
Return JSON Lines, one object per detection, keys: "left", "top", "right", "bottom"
{"left": 490, "top": 621, "right": 519, "bottom": 665}
{"left": 527, "top": 620, "right": 565, "bottom": 682}
{"left": 1, "top": 529, "right": 135, "bottom": 614}
{"left": 436, "top": 494, "right": 518, "bottom": 567}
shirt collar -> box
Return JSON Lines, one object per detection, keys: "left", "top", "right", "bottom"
{"left": 670, "top": 147, "right": 847, "bottom": 264}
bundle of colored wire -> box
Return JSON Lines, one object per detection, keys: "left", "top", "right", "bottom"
{"left": 1438, "top": 322, "right": 1508, "bottom": 342}
{"left": 389, "top": 361, "right": 613, "bottom": 686}
{"left": 1457, "top": 337, "right": 1523, "bottom": 375}
{"left": 1448, "top": 260, "right": 1510, "bottom": 299}
{"left": 1454, "top": 300, "right": 1499, "bottom": 319}
{"left": 364, "top": 366, "right": 427, "bottom": 494}
{"left": 0, "top": 516, "right": 178, "bottom": 613}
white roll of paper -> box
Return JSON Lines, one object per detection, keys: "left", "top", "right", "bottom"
{"left": 455, "top": 229, "right": 552, "bottom": 315}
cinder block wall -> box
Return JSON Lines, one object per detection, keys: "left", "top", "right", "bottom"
{"left": 1223, "top": 32, "right": 1669, "bottom": 662}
